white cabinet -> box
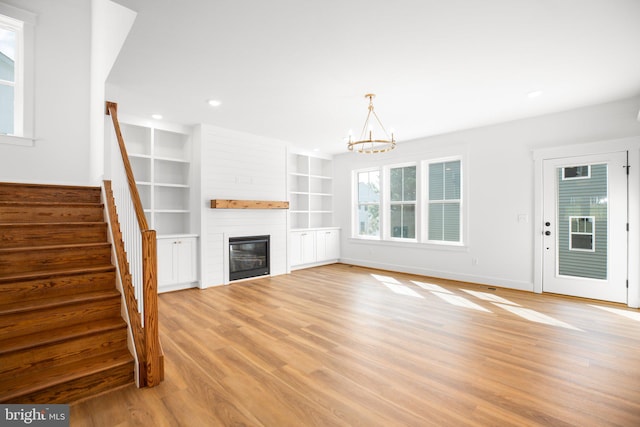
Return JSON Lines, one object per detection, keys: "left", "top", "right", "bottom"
{"left": 316, "top": 229, "right": 339, "bottom": 261}
{"left": 290, "top": 231, "right": 316, "bottom": 266}
{"left": 157, "top": 236, "right": 198, "bottom": 292}
{"left": 290, "top": 228, "right": 340, "bottom": 269}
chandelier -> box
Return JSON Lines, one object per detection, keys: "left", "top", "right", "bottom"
{"left": 347, "top": 93, "right": 396, "bottom": 153}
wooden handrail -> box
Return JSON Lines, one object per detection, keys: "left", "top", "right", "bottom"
{"left": 105, "top": 102, "right": 149, "bottom": 232}
{"left": 105, "top": 101, "right": 161, "bottom": 387}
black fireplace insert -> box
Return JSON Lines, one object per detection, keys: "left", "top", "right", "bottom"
{"left": 229, "top": 235, "right": 270, "bottom": 281}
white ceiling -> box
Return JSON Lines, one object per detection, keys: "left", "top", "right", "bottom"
{"left": 108, "top": 0, "right": 640, "bottom": 155}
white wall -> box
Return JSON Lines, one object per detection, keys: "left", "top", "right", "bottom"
{"left": 333, "top": 96, "right": 640, "bottom": 295}
{"left": 196, "top": 124, "right": 289, "bottom": 287}
{"left": 0, "top": 0, "right": 92, "bottom": 185}
{"left": 90, "top": 0, "right": 136, "bottom": 183}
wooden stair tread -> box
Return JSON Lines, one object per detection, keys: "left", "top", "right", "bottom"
{"left": 0, "top": 222, "right": 106, "bottom": 227}
{"left": 0, "top": 317, "right": 127, "bottom": 356}
{"left": 0, "top": 265, "right": 116, "bottom": 284}
{"left": 0, "top": 350, "right": 134, "bottom": 402}
{"left": 0, "top": 241, "right": 111, "bottom": 253}
{"left": 0, "top": 183, "right": 102, "bottom": 205}
{"left": 0, "top": 288, "right": 121, "bottom": 315}
{"left": 0, "top": 201, "right": 103, "bottom": 208}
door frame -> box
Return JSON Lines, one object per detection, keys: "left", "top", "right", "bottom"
{"left": 533, "top": 136, "right": 640, "bottom": 308}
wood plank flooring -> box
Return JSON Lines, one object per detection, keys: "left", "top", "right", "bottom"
{"left": 71, "top": 264, "right": 640, "bottom": 426}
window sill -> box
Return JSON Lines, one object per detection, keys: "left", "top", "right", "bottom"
{"left": 348, "top": 236, "right": 468, "bottom": 252}
{"left": 0, "top": 134, "right": 36, "bottom": 147}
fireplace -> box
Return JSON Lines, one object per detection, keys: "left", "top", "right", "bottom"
{"left": 229, "top": 235, "right": 270, "bottom": 281}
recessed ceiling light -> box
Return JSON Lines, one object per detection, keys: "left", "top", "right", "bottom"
{"left": 527, "top": 90, "right": 542, "bottom": 99}
{"left": 151, "top": 114, "right": 163, "bottom": 120}
{"left": 208, "top": 99, "right": 222, "bottom": 107}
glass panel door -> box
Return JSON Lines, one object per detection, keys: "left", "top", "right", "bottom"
{"left": 542, "top": 152, "right": 627, "bottom": 303}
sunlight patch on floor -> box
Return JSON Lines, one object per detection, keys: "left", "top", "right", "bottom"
{"left": 382, "top": 282, "right": 424, "bottom": 299}
{"left": 411, "top": 281, "right": 453, "bottom": 294}
{"left": 460, "top": 289, "right": 520, "bottom": 306}
{"left": 432, "top": 292, "right": 492, "bottom": 312}
{"left": 494, "top": 303, "right": 582, "bottom": 330}
{"left": 371, "top": 274, "right": 585, "bottom": 328}
{"left": 590, "top": 305, "right": 640, "bottom": 322}
{"left": 371, "top": 274, "right": 401, "bottom": 284}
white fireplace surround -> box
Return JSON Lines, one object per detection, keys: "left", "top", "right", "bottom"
{"left": 201, "top": 216, "right": 287, "bottom": 287}
{"left": 196, "top": 124, "right": 289, "bottom": 288}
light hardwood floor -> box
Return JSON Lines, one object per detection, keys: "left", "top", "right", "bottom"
{"left": 71, "top": 264, "right": 640, "bottom": 426}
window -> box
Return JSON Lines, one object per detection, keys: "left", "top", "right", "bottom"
{"left": 389, "top": 165, "right": 416, "bottom": 239}
{"left": 0, "top": 15, "right": 19, "bottom": 135}
{"left": 0, "top": 4, "right": 35, "bottom": 143}
{"left": 563, "top": 165, "right": 590, "bottom": 180}
{"left": 357, "top": 170, "right": 380, "bottom": 237}
{"left": 352, "top": 157, "right": 464, "bottom": 245}
{"left": 569, "top": 216, "right": 595, "bottom": 252}
{"left": 427, "top": 160, "right": 461, "bottom": 243}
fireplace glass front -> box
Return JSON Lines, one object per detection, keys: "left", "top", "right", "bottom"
{"left": 229, "top": 235, "right": 270, "bottom": 281}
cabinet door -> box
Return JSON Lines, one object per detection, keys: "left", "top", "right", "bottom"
{"left": 157, "top": 239, "right": 176, "bottom": 286}
{"left": 290, "top": 231, "right": 315, "bottom": 266}
{"left": 175, "top": 237, "right": 197, "bottom": 283}
{"left": 317, "top": 229, "right": 339, "bottom": 261}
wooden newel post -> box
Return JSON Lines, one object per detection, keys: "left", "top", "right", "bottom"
{"left": 142, "top": 230, "right": 160, "bottom": 386}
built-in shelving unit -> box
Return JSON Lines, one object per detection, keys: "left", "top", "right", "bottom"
{"left": 288, "top": 151, "right": 340, "bottom": 269}
{"left": 288, "top": 152, "right": 333, "bottom": 229}
{"left": 119, "top": 118, "right": 198, "bottom": 292}
{"left": 120, "top": 121, "right": 192, "bottom": 236}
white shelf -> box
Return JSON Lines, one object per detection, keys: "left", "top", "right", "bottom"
{"left": 155, "top": 183, "right": 189, "bottom": 188}
{"left": 155, "top": 156, "right": 190, "bottom": 164}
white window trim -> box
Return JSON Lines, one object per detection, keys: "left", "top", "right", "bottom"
{"left": 384, "top": 162, "right": 418, "bottom": 242}
{"left": 562, "top": 165, "right": 591, "bottom": 180}
{"left": 569, "top": 216, "right": 596, "bottom": 252}
{"left": 422, "top": 155, "right": 465, "bottom": 246}
{"left": 0, "top": 2, "right": 35, "bottom": 145}
{"left": 353, "top": 167, "right": 382, "bottom": 239}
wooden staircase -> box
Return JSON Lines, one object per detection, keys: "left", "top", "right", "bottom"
{"left": 0, "top": 182, "right": 135, "bottom": 403}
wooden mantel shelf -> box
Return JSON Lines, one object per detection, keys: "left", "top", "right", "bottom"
{"left": 210, "top": 199, "right": 290, "bottom": 209}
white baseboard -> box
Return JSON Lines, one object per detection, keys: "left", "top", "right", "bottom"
{"left": 340, "top": 257, "right": 534, "bottom": 292}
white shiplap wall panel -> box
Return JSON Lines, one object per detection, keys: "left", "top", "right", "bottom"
{"left": 198, "top": 124, "right": 289, "bottom": 286}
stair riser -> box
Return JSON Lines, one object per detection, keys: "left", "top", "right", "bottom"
{"left": 0, "top": 245, "right": 112, "bottom": 276}
{"left": 0, "top": 270, "right": 116, "bottom": 305}
{"left": 3, "top": 359, "right": 134, "bottom": 404}
{"left": 0, "top": 223, "right": 108, "bottom": 248}
{"left": 0, "top": 297, "right": 122, "bottom": 341}
{"left": 0, "top": 328, "right": 128, "bottom": 379}
{"left": 0, "top": 205, "right": 104, "bottom": 223}
{"left": 0, "top": 184, "right": 101, "bottom": 204}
